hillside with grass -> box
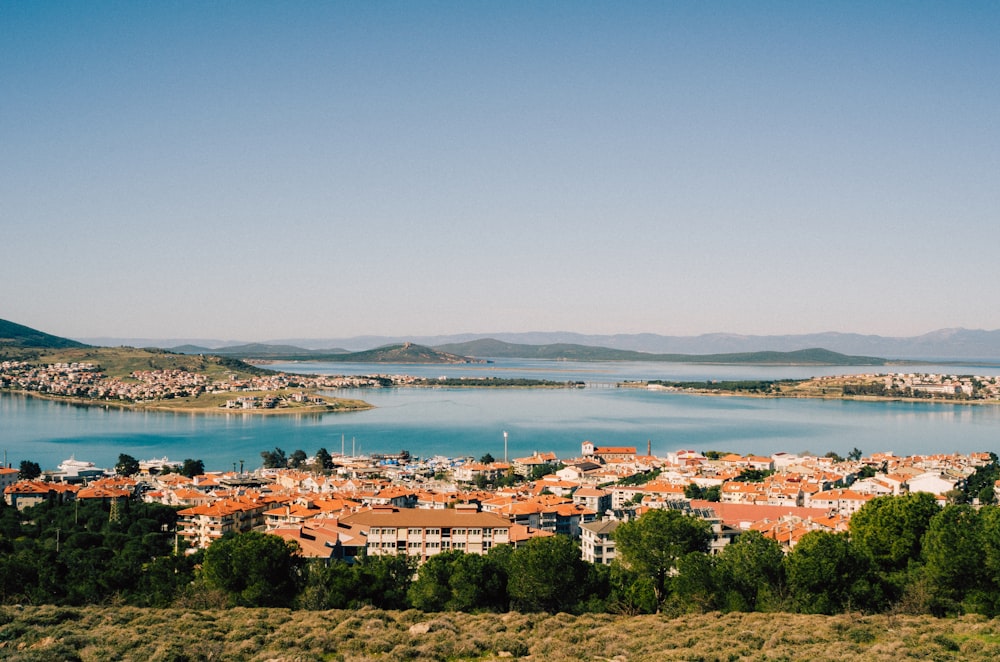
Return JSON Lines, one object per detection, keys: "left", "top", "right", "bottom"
{"left": 25, "top": 345, "right": 272, "bottom": 380}
{"left": 2, "top": 606, "right": 998, "bottom": 661}
{"left": 328, "top": 342, "right": 485, "bottom": 364}
{"left": 0, "top": 318, "right": 89, "bottom": 358}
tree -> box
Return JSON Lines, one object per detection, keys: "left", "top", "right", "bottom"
{"left": 288, "top": 449, "right": 308, "bottom": 469}
{"left": 314, "top": 447, "right": 334, "bottom": 472}
{"left": 18, "top": 460, "right": 41, "bottom": 480}
{"left": 508, "top": 535, "right": 589, "bottom": 612}
{"left": 785, "top": 531, "right": 874, "bottom": 614}
{"left": 849, "top": 492, "right": 939, "bottom": 606}
{"left": 848, "top": 447, "right": 864, "bottom": 461}
{"left": 260, "top": 447, "right": 287, "bottom": 469}
{"left": 978, "top": 505, "right": 1000, "bottom": 616}
{"left": 353, "top": 552, "right": 414, "bottom": 609}
{"left": 479, "top": 453, "right": 495, "bottom": 464}
{"left": 670, "top": 551, "right": 718, "bottom": 613}
{"left": 448, "top": 551, "right": 509, "bottom": 612}
{"left": 613, "top": 509, "right": 712, "bottom": 605}
{"left": 115, "top": 454, "right": 140, "bottom": 477}
{"left": 607, "top": 563, "right": 658, "bottom": 615}
{"left": 201, "top": 531, "right": 303, "bottom": 607}
{"left": 407, "top": 551, "right": 457, "bottom": 611}
{"left": 530, "top": 463, "right": 558, "bottom": 481}
{"left": 180, "top": 458, "right": 205, "bottom": 478}
{"left": 684, "top": 483, "right": 703, "bottom": 499}
{"left": 921, "top": 504, "right": 985, "bottom": 615}
{"left": 714, "top": 531, "right": 786, "bottom": 612}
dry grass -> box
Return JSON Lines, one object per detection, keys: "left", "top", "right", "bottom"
{"left": 1, "top": 606, "right": 999, "bottom": 661}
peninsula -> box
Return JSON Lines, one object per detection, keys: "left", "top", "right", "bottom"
{"left": 632, "top": 372, "right": 1000, "bottom": 404}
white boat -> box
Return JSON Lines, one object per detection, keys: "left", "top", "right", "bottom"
{"left": 56, "top": 455, "right": 106, "bottom": 480}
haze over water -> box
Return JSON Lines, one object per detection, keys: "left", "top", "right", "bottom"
{"left": 4, "top": 360, "right": 998, "bottom": 472}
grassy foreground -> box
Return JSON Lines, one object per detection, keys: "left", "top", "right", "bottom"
{"left": 2, "top": 606, "right": 999, "bottom": 661}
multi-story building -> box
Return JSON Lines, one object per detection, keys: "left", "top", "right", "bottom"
{"left": 176, "top": 498, "right": 268, "bottom": 549}
{"left": 338, "top": 504, "right": 512, "bottom": 563}
{"left": 580, "top": 519, "right": 619, "bottom": 565}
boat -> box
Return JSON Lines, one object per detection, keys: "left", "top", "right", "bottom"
{"left": 56, "top": 455, "right": 107, "bottom": 482}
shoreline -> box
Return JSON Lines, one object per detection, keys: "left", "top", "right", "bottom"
{"left": 633, "top": 383, "right": 1000, "bottom": 406}
{"left": 0, "top": 389, "right": 374, "bottom": 415}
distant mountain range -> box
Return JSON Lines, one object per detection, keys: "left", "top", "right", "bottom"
{"left": 163, "top": 338, "right": 886, "bottom": 365}
{"left": 434, "top": 340, "right": 886, "bottom": 365}
{"left": 81, "top": 327, "right": 1000, "bottom": 360}
{"left": 9, "top": 317, "right": 1000, "bottom": 363}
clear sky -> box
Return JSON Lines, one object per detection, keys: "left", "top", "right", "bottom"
{"left": 3, "top": 2, "right": 999, "bottom": 341}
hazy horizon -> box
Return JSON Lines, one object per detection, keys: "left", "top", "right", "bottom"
{"left": 4, "top": 3, "right": 999, "bottom": 340}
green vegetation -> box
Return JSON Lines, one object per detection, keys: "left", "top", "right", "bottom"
{"left": 6, "top": 495, "right": 1000, "bottom": 622}
{"left": 0, "top": 498, "right": 194, "bottom": 607}
{"left": 0, "top": 318, "right": 89, "bottom": 358}
{"left": 114, "top": 454, "right": 140, "bottom": 477}
{"left": 614, "top": 468, "right": 662, "bottom": 486}
{"left": 18, "top": 461, "right": 41, "bottom": 480}
{"left": 302, "top": 343, "right": 481, "bottom": 364}
{"left": 957, "top": 452, "right": 1000, "bottom": 504}
{"left": 202, "top": 532, "right": 303, "bottom": 608}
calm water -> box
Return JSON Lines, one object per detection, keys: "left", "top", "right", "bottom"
{"left": 3, "top": 360, "right": 999, "bottom": 472}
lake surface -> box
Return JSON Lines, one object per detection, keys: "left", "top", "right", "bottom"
{"left": 3, "top": 360, "right": 999, "bottom": 472}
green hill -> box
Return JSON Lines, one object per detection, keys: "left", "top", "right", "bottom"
{"left": 0, "top": 318, "right": 271, "bottom": 378}
{"left": 0, "top": 318, "right": 90, "bottom": 352}
{"left": 333, "top": 342, "right": 483, "bottom": 364}
{"left": 435, "top": 339, "right": 887, "bottom": 365}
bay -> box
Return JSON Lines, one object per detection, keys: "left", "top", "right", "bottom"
{"left": 2, "top": 360, "right": 999, "bottom": 472}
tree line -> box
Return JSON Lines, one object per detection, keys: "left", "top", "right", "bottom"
{"left": 4, "top": 490, "right": 1000, "bottom": 617}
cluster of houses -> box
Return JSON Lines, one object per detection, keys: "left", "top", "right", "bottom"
{"left": 0, "top": 361, "right": 416, "bottom": 405}
{"left": 811, "top": 371, "right": 1000, "bottom": 400}
{"left": 3, "top": 443, "right": 996, "bottom": 568}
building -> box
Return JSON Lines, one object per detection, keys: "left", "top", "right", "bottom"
{"left": 269, "top": 520, "right": 366, "bottom": 563}
{"left": 338, "top": 504, "right": 512, "bottom": 563}
{"left": 580, "top": 519, "right": 619, "bottom": 565}
{"left": 4, "top": 480, "right": 79, "bottom": 510}
{"left": 176, "top": 498, "right": 269, "bottom": 550}
{"left": 0, "top": 467, "right": 19, "bottom": 492}
{"left": 581, "top": 441, "right": 637, "bottom": 462}
{"left": 572, "top": 486, "right": 612, "bottom": 514}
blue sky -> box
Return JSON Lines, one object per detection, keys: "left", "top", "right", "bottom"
{"left": 3, "top": 2, "right": 999, "bottom": 341}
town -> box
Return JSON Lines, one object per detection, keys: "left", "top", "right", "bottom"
{"left": 4, "top": 441, "right": 996, "bottom": 564}
{"left": 0, "top": 360, "right": 403, "bottom": 408}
